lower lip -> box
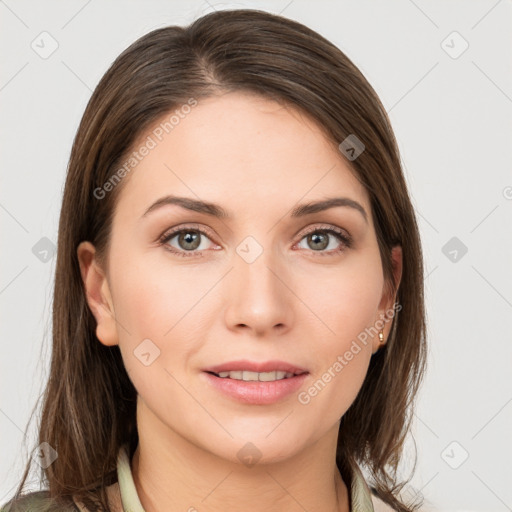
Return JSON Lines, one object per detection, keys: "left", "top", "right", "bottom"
{"left": 202, "top": 372, "right": 309, "bottom": 405}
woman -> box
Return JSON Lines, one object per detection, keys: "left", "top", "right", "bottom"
{"left": 2, "top": 8, "right": 428, "bottom": 512}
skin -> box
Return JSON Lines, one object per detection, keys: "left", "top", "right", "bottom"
{"left": 77, "top": 91, "right": 402, "bottom": 512}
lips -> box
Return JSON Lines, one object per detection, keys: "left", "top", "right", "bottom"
{"left": 202, "top": 370, "right": 309, "bottom": 405}
{"left": 202, "top": 359, "right": 309, "bottom": 376}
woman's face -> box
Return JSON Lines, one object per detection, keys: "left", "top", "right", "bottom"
{"left": 79, "top": 91, "right": 401, "bottom": 465}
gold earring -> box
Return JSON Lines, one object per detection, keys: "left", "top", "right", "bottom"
{"left": 372, "top": 331, "right": 385, "bottom": 356}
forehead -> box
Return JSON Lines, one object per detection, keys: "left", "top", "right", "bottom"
{"left": 113, "top": 91, "right": 370, "bottom": 223}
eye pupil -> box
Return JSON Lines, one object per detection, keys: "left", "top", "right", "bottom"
{"left": 308, "top": 232, "right": 328, "bottom": 251}
{"left": 179, "top": 231, "right": 201, "bottom": 250}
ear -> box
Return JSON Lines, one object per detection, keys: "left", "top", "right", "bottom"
{"left": 372, "top": 245, "right": 402, "bottom": 354}
{"left": 77, "top": 241, "right": 119, "bottom": 347}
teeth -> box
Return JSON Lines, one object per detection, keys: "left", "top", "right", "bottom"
{"left": 216, "top": 370, "right": 295, "bottom": 381}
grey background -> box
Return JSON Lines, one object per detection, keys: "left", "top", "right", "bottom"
{"left": 1, "top": 1, "right": 511, "bottom": 511}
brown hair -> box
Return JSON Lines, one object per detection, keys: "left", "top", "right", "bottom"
{"left": 2, "top": 8, "right": 427, "bottom": 512}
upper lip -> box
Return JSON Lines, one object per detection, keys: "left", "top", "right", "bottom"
{"left": 203, "top": 359, "right": 309, "bottom": 375}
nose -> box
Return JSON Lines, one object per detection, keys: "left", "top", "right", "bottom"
{"left": 223, "top": 247, "right": 294, "bottom": 337}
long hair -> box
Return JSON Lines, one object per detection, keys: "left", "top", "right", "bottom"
{"left": 3, "top": 9, "right": 427, "bottom": 512}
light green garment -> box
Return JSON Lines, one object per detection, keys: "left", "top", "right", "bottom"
{"left": 116, "top": 444, "right": 375, "bottom": 512}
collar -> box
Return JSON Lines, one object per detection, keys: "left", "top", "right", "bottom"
{"left": 115, "top": 444, "right": 375, "bottom": 512}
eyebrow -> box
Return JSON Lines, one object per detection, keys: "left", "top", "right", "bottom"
{"left": 141, "top": 195, "right": 368, "bottom": 224}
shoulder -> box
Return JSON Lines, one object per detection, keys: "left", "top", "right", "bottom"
{"left": 0, "top": 490, "right": 80, "bottom": 512}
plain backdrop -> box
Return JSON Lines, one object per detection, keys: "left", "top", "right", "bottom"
{"left": 1, "top": 1, "right": 511, "bottom": 511}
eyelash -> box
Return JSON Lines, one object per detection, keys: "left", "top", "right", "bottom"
{"left": 158, "top": 224, "right": 352, "bottom": 258}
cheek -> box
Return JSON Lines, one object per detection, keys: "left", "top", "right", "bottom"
{"left": 110, "top": 255, "right": 201, "bottom": 410}
{"left": 294, "top": 252, "right": 383, "bottom": 408}
{"left": 111, "top": 247, "right": 207, "bottom": 336}
{"left": 296, "top": 250, "right": 384, "bottom": 344}
{"left": 109, "top": 248, "right": 213, "bottom": 384}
